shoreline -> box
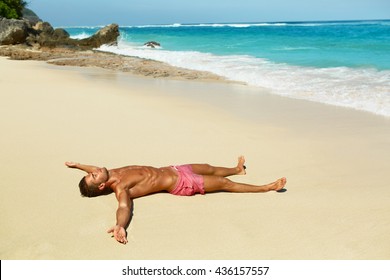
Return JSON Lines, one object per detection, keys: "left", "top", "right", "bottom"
{"left": 0, "top": 44, "right": 232, "bottom": 83}
{"left": 1, "top": 56, "right": 389, "bottom": 260}
{"left": 2, "top": 44, "right": 388, "bottom": 119}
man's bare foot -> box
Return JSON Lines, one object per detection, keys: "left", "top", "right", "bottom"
{"left": 268, "top": 177, "right": 287, "bottom": 191}
{"left": 237, "top": 156, "right": 246, "bottom": 175}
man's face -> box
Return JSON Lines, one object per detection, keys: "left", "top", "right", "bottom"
{"left": 85, "top": 167, "right": 109, "bottom": 187}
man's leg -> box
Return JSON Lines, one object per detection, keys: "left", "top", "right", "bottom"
{"left": 203, "top": 175, "right": 286, "bottom": 193}
{"left": 190, "top": 156, "right": 246, "bottom": 177}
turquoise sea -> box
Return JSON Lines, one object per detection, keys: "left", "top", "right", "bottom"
{"left": 65, "top": 20, "right": 390, "bottom": 117}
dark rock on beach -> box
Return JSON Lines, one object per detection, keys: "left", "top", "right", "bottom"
{"left": 0, "top": 17, "right": 29, "bottom": 45}
{"left": 0, "top": 16, "right": 119, "bottom": 49}
{"left": 26, "top": 22, "right": 119, "bottom": 49}
{"left": 144, "top": 41, "right": 161, "bottom": 48}
{"left": 77, "top": 24, "right": 119, "bottom": 48}
{"left": 26, "top": 21, "right": 67, "bottom": 48}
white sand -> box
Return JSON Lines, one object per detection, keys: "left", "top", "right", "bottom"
{"left": 0, "top": 57, "right": 389, "bottom": 259}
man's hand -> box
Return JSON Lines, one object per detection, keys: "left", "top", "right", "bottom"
{"left": 107, "top": 225, "right": 128, "bottom": 244}
{"left": 65, "top": 162, "right": 100, "bottom": 173}
{"left": 65, "top": 162, "right": 79, "bottom": 168}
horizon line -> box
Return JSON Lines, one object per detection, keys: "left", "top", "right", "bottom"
{"left": 57, "top": 18, "right": 390, "bottom": 28}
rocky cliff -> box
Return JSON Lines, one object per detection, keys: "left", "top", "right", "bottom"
{"left": 0, "top": 11, "right": 119, "bottom": 49}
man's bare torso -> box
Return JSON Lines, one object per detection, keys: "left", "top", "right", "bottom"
{"left": 110, "top": 166, "right": 178, "bottom": 198}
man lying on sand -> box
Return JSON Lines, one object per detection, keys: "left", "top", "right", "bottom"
{"left": 65, "top": 156, "right": 286, "bottom": 244}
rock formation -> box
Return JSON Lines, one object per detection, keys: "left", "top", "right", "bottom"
{"left": 0, "top": 17, "right": 29, "bottom": 45}
{"left": 0, "top": 15, "right": 119, "bottom": 49}
{"left": 22, "top": 8, "right": 42, "bottom": 24}
{"left": 77, "top": 24, "right": 119, "bottom": 48}
{"left": 144, "top": 41, "right": 161, "bottom": 48}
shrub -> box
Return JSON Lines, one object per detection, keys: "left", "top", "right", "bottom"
{"left": 0, "top": 0, "right": 27, "bottom": 19}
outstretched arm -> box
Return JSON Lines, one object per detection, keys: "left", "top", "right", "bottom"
{"left": 107, "top": 190, "right": 132, "bottom": 244}
{"left": 65, "top": 162, "right": 99, "bottom": 174}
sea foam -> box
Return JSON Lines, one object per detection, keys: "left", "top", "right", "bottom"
{"left": 98, "top": 42, "right": 390, "bottom": 117}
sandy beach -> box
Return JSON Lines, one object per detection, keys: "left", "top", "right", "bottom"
{"left": 0, "top": 56, "right": 389, "bottom": 260}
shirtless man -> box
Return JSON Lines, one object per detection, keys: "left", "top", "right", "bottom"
{"left": 65, "top": 156, "right": 286, "bottom": 244}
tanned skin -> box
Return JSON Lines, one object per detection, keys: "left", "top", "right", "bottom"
{"left": 66, "top": 156, "right": 286, "bottom": 244}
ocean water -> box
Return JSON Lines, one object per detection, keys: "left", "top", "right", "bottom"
{"left": 65, "top": 20, "right": 390, "bottom": 117}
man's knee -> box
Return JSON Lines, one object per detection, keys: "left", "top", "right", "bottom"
{"left": 192, "top": 164, "right": 214, "bottom": 175}
{"left": 219, "top": 177, "right": 234, "bottom": 191}
{"left": 204, "top": 164, "right": 214, "bottom": 174}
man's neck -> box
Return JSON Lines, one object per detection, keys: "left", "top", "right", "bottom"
{"left": 106, "top": 169, "right": 120, "bottom": 188}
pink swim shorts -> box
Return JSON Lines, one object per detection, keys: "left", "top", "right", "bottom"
{"left": 170, "top": 165, "right": 205, "bottom": 196}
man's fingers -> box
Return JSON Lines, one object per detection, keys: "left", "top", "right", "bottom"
{"left": 65, "top": 161, "right": 77, "bottom": 168}
{"left": 117, "top": 236, "right": 128, "bottom": 244}
{"left": 116, "top": 231, "right": 128, "bottom": 244}
{"left": 107, "top": 226, "right": 127, "bottom": 244}
{"left": 115, "top": 234, "right": 127, "bottom": 244}
{"left": 107, "top": 227, "right": 115, "bottom": 233}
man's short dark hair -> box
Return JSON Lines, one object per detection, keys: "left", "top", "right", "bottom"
{"left": 78, "top": 177, "right": 113, "bottom": 198}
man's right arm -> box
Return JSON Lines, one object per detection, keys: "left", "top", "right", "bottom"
{"left": 65, "top": 162, "right": 99, "bottom": 173}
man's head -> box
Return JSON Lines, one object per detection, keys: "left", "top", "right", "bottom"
{"left": 78, "top": 167, "right": 113, "bottom": 197}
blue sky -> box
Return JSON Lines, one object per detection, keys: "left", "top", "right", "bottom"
{"left": 28, "top": 0, "right": 390, "bottom": 27}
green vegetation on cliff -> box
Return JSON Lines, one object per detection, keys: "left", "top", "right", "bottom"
{"left": 0, "top": 0, "right": 27, "bottom": 19}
